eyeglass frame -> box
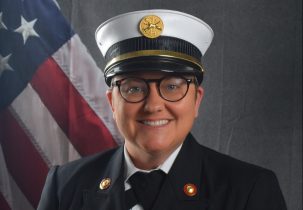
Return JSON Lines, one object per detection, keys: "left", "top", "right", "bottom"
{"left": 110, "top": 75, "right": 197, "bottom": 103}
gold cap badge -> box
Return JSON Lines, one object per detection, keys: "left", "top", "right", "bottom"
{"left": 183, "top": 183, "right": 197, "bottom": 197}
{"left": 99, "top": 178, "right": 111, "bottom": 190}
{"left": 139, "top": 15, "right": 164, "bottom": 38}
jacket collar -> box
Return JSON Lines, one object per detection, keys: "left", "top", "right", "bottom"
{"left": 83, "top": 146, "right": 126, "bottom": 210}
{"left": 169, "top": 133, "right": 206, "bottom": 201}
{"left": 83, "top": 133, "right": 210, "bottom": 210}
{"left": 152, "top": 133, "right": 209, "bottom": 210}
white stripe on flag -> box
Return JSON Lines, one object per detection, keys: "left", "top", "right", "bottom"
{"left": 10, "top": 84, "right": 81, "bottom": 166}
{"left": 52, "top": 34, "right": 123, "bottom": 144}
{"left": 0, "top": 144, "right": 35, "bottom": 210}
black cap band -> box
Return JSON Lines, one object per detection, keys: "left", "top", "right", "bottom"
{"left": 103, "top": 36, "right": 204, "bottom": 86}
{"left": 105, "top": 56, "right": 203, "bottom": 86}
{"left": 105, "top": 36, "right": 202, "bottom": 62}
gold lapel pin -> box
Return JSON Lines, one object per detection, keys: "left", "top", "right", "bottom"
{"left": 99, "top": 178, "right": 111, "bottom": 190}
{"left": 183, "top": 183, "right": 197, "bottom": 197}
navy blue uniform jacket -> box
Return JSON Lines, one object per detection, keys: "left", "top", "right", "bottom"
{"left": 37, "top": 134, "right": 287, "bottom": 210}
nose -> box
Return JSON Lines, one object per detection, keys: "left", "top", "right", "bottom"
{"left": 143, "top": 83, "right": 164, "bottom": 113}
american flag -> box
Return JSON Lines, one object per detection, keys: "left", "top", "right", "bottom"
{"left": 0, "top": 0, "right": 121, "bottom": 209}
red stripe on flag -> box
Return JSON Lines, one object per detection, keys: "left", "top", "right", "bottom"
{"left": 0, "top": 192, "right": 11, "bottom": 210}
{"left": 31, "top": 57, "right": 117, "bottom": 156}
{"left": 0, "top": 109, "right": 49, "bottom": 208}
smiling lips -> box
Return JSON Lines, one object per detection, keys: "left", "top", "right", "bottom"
{"left": 140, "top": 119, "right": 169, "bottom": 127}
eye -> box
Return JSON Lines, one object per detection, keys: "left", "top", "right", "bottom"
{"left": 165, "top": 83, "right": 179, "bottom": 91}
{"left": 162, "top": 77, "right": 185, "bottom": 92}
{"left": 127, "top": 86, "right": 144, "bottom": 94}
{"left": 120, "top": 78, "right": 147, "bottom": 95}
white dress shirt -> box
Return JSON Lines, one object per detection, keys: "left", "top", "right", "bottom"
{"left": 123, "top": 145, "right": 182, "bottom": 210}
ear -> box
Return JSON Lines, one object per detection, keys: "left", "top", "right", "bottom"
{"left": 194, "top": 86, "right": 204, "bottom": 118}
{"left": 106, "top": 89, "right": 115, "bottom": 113}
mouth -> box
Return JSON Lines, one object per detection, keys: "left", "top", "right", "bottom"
{"left": 139, "top": 119, "right": 170, "bottom": 127}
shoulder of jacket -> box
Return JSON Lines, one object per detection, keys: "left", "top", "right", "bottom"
{"left": 193, "top": 138, "right": 275, "bottom": 186}
{"left": 54, "top": 146, "right": 121, "bottom": 184}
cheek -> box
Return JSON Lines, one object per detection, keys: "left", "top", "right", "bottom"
{"left": 112, "top": 92, "right": 129, "bottom": 120}
{"left": 175, "top": 95, "right": 198, "bottom": 117}
{"left": 113, "top": 104, "right": 131, "bottom": 138}
{"left": 180, "top": 105, "right": 196, "bottom": 124}
{"left": 112, "top": 98, "right": 140, "bottom": 132}
{"left": 170, "top": 95, "right": 198, "bottom": 128}
{"left": 113, "top": 101, "right": 128, "bottom": 123}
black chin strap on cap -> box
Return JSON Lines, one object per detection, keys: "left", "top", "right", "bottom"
{"left": 104, "top": 56, "right": 204, "bottom": 86}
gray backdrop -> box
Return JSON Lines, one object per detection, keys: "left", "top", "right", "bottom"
{"left": 57, "top": 0, "right": 302, "bottom": 209}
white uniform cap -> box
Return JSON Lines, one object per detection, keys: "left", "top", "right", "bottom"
{"left": 96, "top": 9, "right": 213, "bottom": 56}
{"left": 95, "top": 9, "right": 214, "bottom": 86}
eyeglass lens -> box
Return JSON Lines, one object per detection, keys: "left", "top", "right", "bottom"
{"left": 118, "top": 76, "right": 191, "bottom": 102}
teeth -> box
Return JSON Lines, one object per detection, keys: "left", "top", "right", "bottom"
{"left": 142, "top": 120, "right": 169, "bottom": 126}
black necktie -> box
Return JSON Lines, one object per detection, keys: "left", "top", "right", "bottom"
{"left": 128, "top": 170, "right": 166, "bottom": 210}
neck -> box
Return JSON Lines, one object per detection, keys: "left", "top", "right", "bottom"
{"left": 131, "top": 151, "right": 168, "bottom": 170}
{"left": 125, "top": 142, "right": 182, "bottom": 171}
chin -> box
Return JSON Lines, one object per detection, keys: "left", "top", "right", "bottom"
{"left": 143, "top": 141, "right": 176, "bottom": 155}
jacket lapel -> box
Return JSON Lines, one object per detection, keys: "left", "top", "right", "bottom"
{"left": 152, "top": 134, "right": 209, "bottom": 210}
{"left": 82, "top": 146, "right": 126, "bottom": 210}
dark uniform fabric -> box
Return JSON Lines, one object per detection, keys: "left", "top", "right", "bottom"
{"left": 37, "top": 133, "right": 287, "bottom": 210}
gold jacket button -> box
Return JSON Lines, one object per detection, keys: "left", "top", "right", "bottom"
{"left": 183, "top": 183, "right": 197, "bottom": 197}
{"left": 99, "top": 178, "right": 111, "bottom": 190}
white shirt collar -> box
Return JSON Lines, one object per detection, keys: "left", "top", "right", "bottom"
{"left": 123, "top": 144, "right": 182, "bottom": 190}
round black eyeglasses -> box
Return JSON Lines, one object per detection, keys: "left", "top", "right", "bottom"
{"left": 111, "top": 76, "right": 194, "bottom": 103}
